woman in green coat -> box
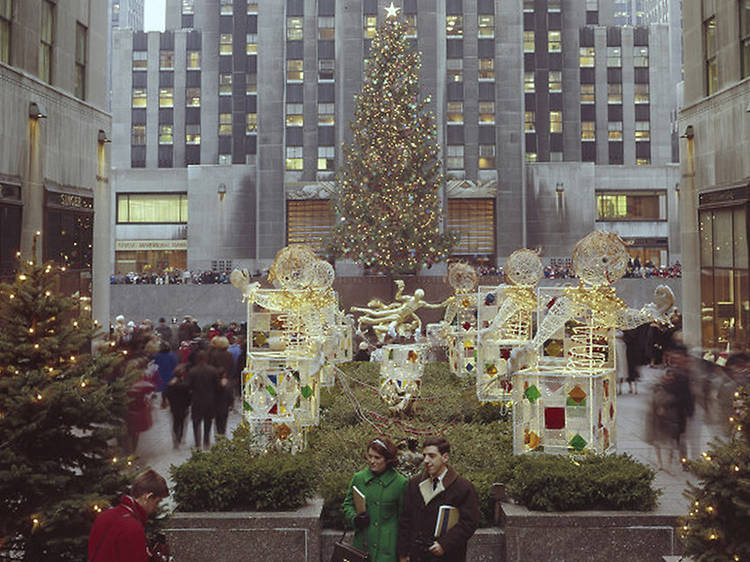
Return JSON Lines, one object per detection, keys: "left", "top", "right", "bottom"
{"left": 342, "top": 437, "right": 408, "bottom": 562}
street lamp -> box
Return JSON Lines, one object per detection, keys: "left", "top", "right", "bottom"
{"left": 29, "top": 102, "right": 47, "bottom": 119}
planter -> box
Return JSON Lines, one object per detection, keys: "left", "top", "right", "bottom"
{"left": 164, "top": 498, "right": 323, "bottom": 562}
{"left": 501, "top": 502, "right": 684, "bottom": 562}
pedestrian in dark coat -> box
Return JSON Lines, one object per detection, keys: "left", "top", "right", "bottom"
{"left": 397, "top": 437, "right": 479, "bottom": 562}
{"left": 165, "top": 363, "right": 192, "bottom": 449}
{"left": 153, "top": 340, "right": 177, "bottom": 407}
{"left": 185, "top": 350, "right": 221, "bottom": 449}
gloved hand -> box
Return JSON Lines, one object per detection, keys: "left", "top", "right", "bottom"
{"left": 353, "top": 512, "right": 370, "bottom": 530}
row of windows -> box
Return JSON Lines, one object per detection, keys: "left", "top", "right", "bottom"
{"left": 704, "top": 2, "right": 750, "bottom": 95}
{"left": 579, "top": 46, "right": 649, "bottom": 67}
{"left": 284, "top": 146, "right": 336, "bottom": 171}
{"left": 446, "top": 102, "right": 496, "bottom": 124}
{"left": 446, "top": 58, "right": 495, "bottom": 81}
{"left": 116, "top": 193, "right": 188, "bottom": 224}
{"left": 596, "top": 192, "right": 664, "bottom": 221}
{"left": 131, "top": 117, "right": 258, "bottom": 146}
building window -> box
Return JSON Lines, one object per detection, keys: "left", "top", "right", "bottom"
{"left": 607, "top": 46, "right": 621, "bottom": 67}
{"left": 220, "top": 0, "right": 232, "bottom": 15}
{"left": 39, "top": 0, "right": 54, "bottom": 83}
{"left": 319, "top": 59, "right": 334, "bottom": 80}
{"left": 446, "top": 15, "right": 463, "bottom": 37}
{"left": 581, "top": 83, "right": 595, "bottom": 103}
{"left": 132, "top": 87, "right": 147, "bottom": 107}
{"left": 219, "top": 33, "right": 232, "bottom": 55}
{"left": 634, "top": 82, "right": 649, "bottom": 104}
{"left": 318, "top": 146, "right": 335, "bottom": 171}
{"left": 131, "top": 125, "right": 146, "bottom": 145}
{"left": 219, "top": 113, "right": 232, "bottom": 135}
{"left": 447, "top": 58, "right": 463, "bottom": 82}
{"left": 525, "top": 152, "right": 537, "bottom": 162}
{"left": 581, "top": 121, "right": 595, "bottom": 140}
{"left": 117, "top": 193, "right": 188, "bottom": 224}
{"left": 524, "top": 71, "right": 535, "bottom": 92}
{"left": 186, "top": 87, "right": 200, "bottom": 106}
{"left": 287, "top": 59, "right": 303, "bottom": 81}
{"left": 1, "top": 0, "right": 11, "bottom": 63}
{"left": 246, "top": 33, "right": 257, "bottom": 54}
{"left": 524, "top": 31, "right": 535, "bottom": 53}
{"left": 286, "top": 146, "right": 303, "bottom": 170}
{"left": 364, "top": 15, "right": 377, "bottom": 39}
{"left": 445, "top": 145, "right": 464, "bottom": 170}
{"left": 318, "top": 103, "right": 334, "bottom": 125}
{"left": 219, "top": 73, "right": 232, "bottom": 95}
{"left": 287, "top": 16, "right": 303, "bottom": 40}
{"left": 633, "top": 46, "right": 649, "bottom": 66}
{"left": 704, "top": 16, "right": 718, "bottom": 95}
{"left": 74, "top": 23, "right": 87, "bottom": 99}
{"left": 742, "top": 0, "right": 750, "bottom": 78}
{"left": 286, "top": 103, "right": 303, "bottom": 126}
{"left": 286, "top": 200, "right": 334, "bottom": 252}
{"left": 479, "top": 101, "right": 495, "bottom": 124}
{"left": 318, "top": 16, "right": 334, "bottom": 40}
{"left": 219, "top": 154, "right": 231, "bottom": 165}
{"left": 523, "top": 0, "right": 534, "bottom": 12}
{"left": 159, "top": 51, "right": 174, "bottom": 70}
{"left": 549, "top": 111, "right": 562, "bottom": 133}
{"left": 447, "top": 102, "right": 463, "bottom": 124}
{"left": 635, "top": 121, "right": 650, "bottom": 141}
{"left": 586, "top": 0, "right": 599, "bottom": 8}
{"left": 182, "top": 0, "right": 194, "bottom": 15}
{"left": 132, "top": 50, "right": 147, "bottom": 70}
{"left": 608, "top": 121, "right": 623, "bottom": 140}
{"left": 524, "top": 111, "right": 535, "bottom": 132}
{"left": 478, "top": 14, "right": 494, "bottom": 37}
{"left": 478, "top": 145, "right": 496, "bottom": 169}
{"left": 478, "top": 58, "right": 494, "bottom": 80}
{"left": 607, "top": 83, "right": 622, "bottom": 104}
{"left": 247, "top": 2, "right": 258, "bottom": 14}
{"left": 548, "top": 0, "right": 561, "bottom": 11}
{"left": 246, "top": 73, "right": 257, "bottom": 94}
{"left": 187, "top": 50, "right": 200, "bottom": 68}
{"left": 548, "top": 70, "right": 562, "bottom": 92}
{"left": 446, "top": 199, "right": 495, "bottom": 256}
{"left": 579, "top": 47, "right": 595, "bottom": 67}
{"left": 158, "top": 125, "right": 174, "bottom": 145}
{"left": 185, "top": 124, "right": 201, "bottom": 144}
{"left": 404, "top": 14, "right": 417, "bottom": 37}
{"left": 596, "top": 191, "right": 664, "bottom": 220}
{"left": 246, "top": 113, "right": 257, "bottom": 133}
{"left": 548, "top": 30, "right": 561, "bottom": 53}
{"left": 159, "top": 87, "right": 174, "bottom": 107}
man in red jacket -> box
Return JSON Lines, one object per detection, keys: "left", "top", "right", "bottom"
{"left": 88, "top": 469, "right": 169, "bottom": 562}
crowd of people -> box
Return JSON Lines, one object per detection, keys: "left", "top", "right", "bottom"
{"left": 110, "top": 269, "right": 267, "bottom": 285}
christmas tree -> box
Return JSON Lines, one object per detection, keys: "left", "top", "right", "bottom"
{"left": 0, "top": 252, "right": 134, "bottom": 561}
{"left": 329, "top": 3, "right": 455, "bottom": 274}
{"left": 680, "top": 385, "right": 750, "bottom": 561}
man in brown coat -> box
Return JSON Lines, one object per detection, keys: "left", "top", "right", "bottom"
{"left": 397, "top": 437, "right": 479, "bottom": 561}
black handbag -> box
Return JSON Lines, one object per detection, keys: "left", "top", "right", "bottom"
{"left": 330, "top": 530, "right": 369, "bottom": 562}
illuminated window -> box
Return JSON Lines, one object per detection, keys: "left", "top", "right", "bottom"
{"left": 743, "top": 1, "right": 750, "bottom": 78}
{"left": 219, "top": 113, "right": 232, "bottom": 135}
{"left": 404, "top": 14, "right": 417, "bottom": 37}
{"left": 704, "top": 16, "right": 718, "bottom": 95}
{"left": 447, "top": 102, "right": 463, "bottom": 124}
{"left": 246, "top": 73, "right": 257, "bottom": 94}
{"left": 319, "top": 59, "right": 334, "bottom": 80}
{"left": 287, "top": 59, "right": 303, "bottom": 81}
{"left": 185, "top": 124, "right": 201, "bottom": 144}
{"left": 607, "top": 46, "right": 621, "bottom": 67}
{"left": 318, "top": 103, "right": 335, "bottom": 125}
{"left": 479, "top": 58, "right": 494, "bottom": 80}
{"left": 525, "top": 152, "right": 538, "bottom": 162}
{"left": 287, "top": 16, "right": 303, "bottom": 40}
{"left": 286, "top": 200, "right": 334, "bottom": 252}
{"left": 286, "top": 103, "right": 303, "bottom": 126}
{"left": 318, "top": 16, "right": 334, "bottom": 40}
{"left": 247, "top": 2, "right": 258, "bottom": 14}
{"left": 586, "top": 0, "right": 598, "bottom": 8}
{"left": 318, "top": 146, "right": 335, "bottom": 171}
{"left": 524, "top": 71, "right": 535, "bottom": 92}
{"left": 478, "top": 14, "right": 494, "bottom": 37}
{"left": 186, "top": 87, "right": 200, "bottom": 106}
{"left": 523, "top": 0, "right": 535, "bottom": 12}
{"left": 219, "top": 154, "right": 231, "bottom": 165}
{"left": 548, "top": 30, "right": 561, "bottom": 52}
{"left": 549, "top": 111, "right": 562, "bottom": 133}
{"left": 220, "top": 0, "right": 232, "bottom": 15}
{"left": 608, "top": 83, "right": 622, "bottom": 103}
{"left": 131, "top": 125, "right": 146, "bottom": 145}
{"left": 246, "top": 33, "right": 257, "bottom": 54}
{"left": 548, "top": 0, "right": 561, "bottom": 11}
{"left": 608, "top": 121, "right": 623, "bottom": 140}
{"left": 133, "top": 50, "right": 147, "bottom": 70}
{"left": 636, "top": 157, "right": 650, "bottom": 165}
{"left": 159, "top": 88, "right": 173, "bottom": 108}
{"left": 596, "top": 192, "right": 664, "bottom": 220}
{"left": 187, "top": 50, "right": 200, "bottom": 68}
{"left": 158, "top": 124, "right": 173, "bottom": 145}
{"left": 117, "top": 193, "right": 188, "bottom": 223}
{"left": 478, "top": 144, "right": 496, "bottom": 169}
{"left": 634, "top": 46, "right": 649, "bottom": 66}
{"left": 159, "top": 51, "right": 174, "bottom": 70}
{"left": 524, "top": 31, "right": 535, "bottom": 52}
{"left": 220, "top": 33, "right": 232, "bottom": 55}
{"left": 581, "top": 121, "right": 595, "bottom": 140}
{"left": 39, "top": 0, "right": 54, "bottom": 83}
{"left": 445, "top": 145, "right": 464, "bottom": 170}
{"left": 446, "top": 15, "right": 463, "bottom": 37}
{"left": 132, "top": 88, "right": 147, "bottom": 107}
{"left": 364, "top": 15, "right": 377, "bottom": 39}
{"left": 447, "top": 199, "right": 495, "bottom": 256}
{"left": 182, "top": 0, "right": 194, "bottom": 15}
{"left": 579, "top": 47, "right": 595, "bottom": 67}
{"left": 246, "top": 113, "right": 257, "bottom": 133}
{"left": 479, "top": 101, "right": 495, "bottom": 123}
{"left": 447, "top": 58, "right": 463, "bottom": 82}
{"left": 524, "top": 111, "right": 535, "bottom": 132}
{"left": 548, "top": 70, "right": 562, "bottom": 92}
{"left": 581, "top": 83, "right": 595, "bottom": 103}
{"left": 635, "top": 121, "right": 650, "bottom": 141}
{"left": 74, "top": 23, "right": 87, "bottom": 99}
{"left": 286, "top": 146, "right": 303, "bottom": 170}
{"left": 634, "top": 82, "right": 649, "bottom": 104}
{"left": 219, "top": 73, "right": 232, "bottom": 95}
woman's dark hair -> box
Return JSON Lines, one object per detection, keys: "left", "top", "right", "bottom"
{"left": 367, "top": 437, "right": 399, "bottom": 468}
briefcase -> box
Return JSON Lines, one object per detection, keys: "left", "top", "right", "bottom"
{"left": 330, "top": 531, "right": 369, "bottom": 562}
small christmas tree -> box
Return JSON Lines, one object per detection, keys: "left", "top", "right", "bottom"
{"left": 680, "top": 385, "right": 750, "bottom": 561}
{"left": 329, "top": 4, "right": 454, "bottom": 274}
{"left": 0, "top": 252, "right": 133, "bottom": 561}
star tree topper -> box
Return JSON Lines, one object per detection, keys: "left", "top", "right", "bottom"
{"left": 385, "top": 1, "right": 400, "bottom": 18}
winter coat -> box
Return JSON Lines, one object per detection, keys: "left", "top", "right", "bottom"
{"left": 208, "top": 348, "right": 236, "bottom": 381}
{"left": 165, "top": 372, "right": 192, "bottom": 417}
{"left": 88, "top": 495, "right": 149, "bottom": 562}
{"left": 153, "top": 351, "right": 177, "bottom": 392}
{"left": 342, "top": 466, "right": 408, "bottom": 562}
{"left": 126, "top": 378, "right": 155, "bottom": 434}
{"left": 186, "top": 363, "right": 221, "bottom": 419}
{"left": 397, "top": 465, "right": 479, "bottom": 562}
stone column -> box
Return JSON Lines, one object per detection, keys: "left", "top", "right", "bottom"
{"left": 21, "top": 114, "right": 44, "bottom": 264}
{"left": 92, "top": 136, "right": 111, "bottom": 332}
